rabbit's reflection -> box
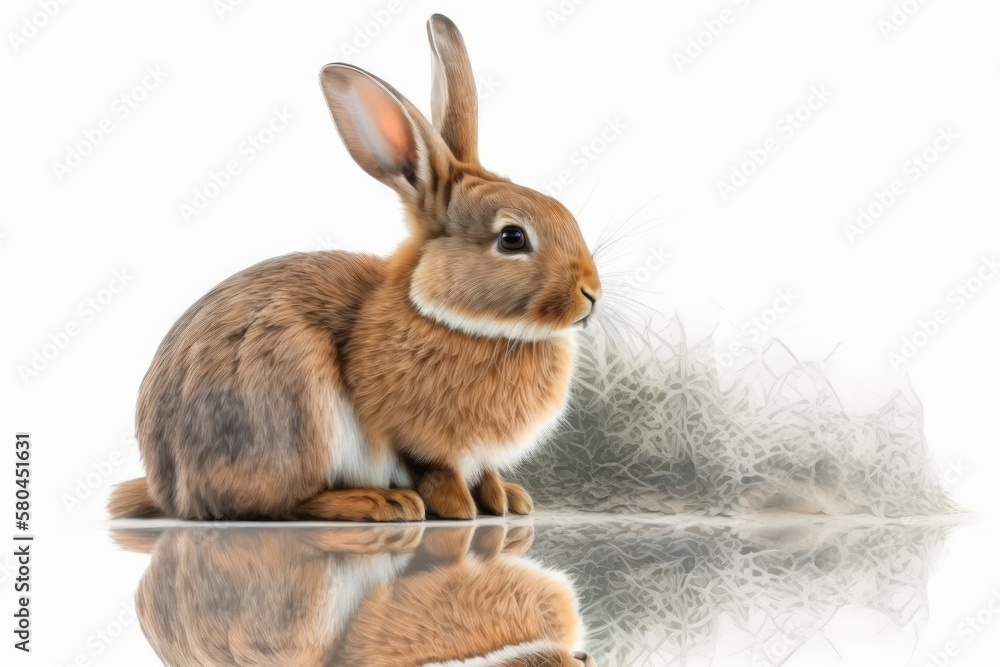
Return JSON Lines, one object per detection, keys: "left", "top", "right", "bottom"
{"left": 113, "top": 524, "right": 594, "bottom": 667}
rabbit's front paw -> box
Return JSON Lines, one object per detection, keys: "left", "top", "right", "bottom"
{"left": 417, "top": 469, "right": 476, "bottom": 520}
{"left": 472, "top": 471, "right": 533, "bottom": 516}
{"left": 471, "top": 469, "right": 508, "bottom": 516}
{"left": 503, "top": 481, "right": 533, "bottom": 515}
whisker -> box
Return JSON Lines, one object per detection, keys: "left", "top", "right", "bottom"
{"left": 574, "top": 175, "right": 602, "bottom": 220}
{"left": 590, "top": 191, "right": 666, "bottom": 259}
{"left": 592, "top": 214, "right": 678, "bottom": 266}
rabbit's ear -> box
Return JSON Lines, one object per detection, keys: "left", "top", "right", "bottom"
{"left": 320, "top": 63, "right": 448, "bottom": 202}
{"left": 427, "top": 14, "right": 478, "bottom": 164}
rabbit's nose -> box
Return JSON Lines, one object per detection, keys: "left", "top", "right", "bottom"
{"left": 576, "top": 288, "right": 597, "bottom": 327}
{"left": 573, "top": 651, "right": 596, "bottom": 667}
{"left": 580, "top": 275, "right": 601, "bottom": 304}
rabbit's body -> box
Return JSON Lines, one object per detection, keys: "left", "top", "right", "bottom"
{"left": 109, "top": 14, "right": 599, "bottom": 522}
{"left": 134, "top": 250, "right": 388, "bottom": 520}
{"left": 116, "top": 525, "right": 595, "bottom": 666}
{"left": 132, "top": 244, "right": 573, "bottom": 521}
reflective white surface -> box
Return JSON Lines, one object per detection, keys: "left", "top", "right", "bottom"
{"left": 20, "top": 512, "right": 995, "bottom": 666}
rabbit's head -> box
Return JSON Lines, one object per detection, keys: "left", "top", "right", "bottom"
{"left": 320, "top": 14, "right": 601, "bottom": 342}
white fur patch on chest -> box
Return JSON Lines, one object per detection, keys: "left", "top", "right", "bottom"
{"left": 327, "top": 394, "right": 411, "bottom": 488}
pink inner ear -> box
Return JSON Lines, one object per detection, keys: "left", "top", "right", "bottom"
{"left": 356, "top": 77, "right": 415, "bottom": 169}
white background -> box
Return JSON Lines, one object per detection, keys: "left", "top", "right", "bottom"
{"left": 1, "top": 1, "right": 998, "bottom": 665}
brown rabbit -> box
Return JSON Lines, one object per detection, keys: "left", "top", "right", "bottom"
{"left": 113, "top": 524, "right": 596, "bottom": 666}
{"left": 108, "top": 13, "right": 600, "bottom": 522}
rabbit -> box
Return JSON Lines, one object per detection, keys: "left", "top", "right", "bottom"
{"left": 112, "top": 524, "right": 597, "bottom": 666}
{"left": 107, "top": 13, "right": 601, "bottom": 522}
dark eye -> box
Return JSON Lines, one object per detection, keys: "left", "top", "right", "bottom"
{"left": 498, "top": 226, "right": 529, "bottom": 253}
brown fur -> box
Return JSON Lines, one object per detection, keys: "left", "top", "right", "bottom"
{"left": 336, "top": 551, "right": 584, "bottom": 666}
{"left": 108, "top": 477, "right": 160, "bottom": 518}
{"left": 298, "top": 488, "right": 425, "bottom": 522}
{"left": 347, "top": 238, "right": 579, "bottom": 462}
{"left": 471, "top": 470, "right": 535, "bottom": 516}
{"left": 108, "top": 14, "right": 600, "bottom": 522}
{"left": 115, "top": 524, "right": 594, "bottom": 666}
{"left": 115, "top": 251, "right": 393, "bottom": 520}
{"left": 121, "top": 526, "right": 420, "bottom": 666}
{"left": 472, "top": 468, "right": 509, "bottom": 515}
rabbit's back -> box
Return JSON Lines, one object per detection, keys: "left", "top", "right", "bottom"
{"left": 136, "top": 251, "right": 387, "bottom": 519}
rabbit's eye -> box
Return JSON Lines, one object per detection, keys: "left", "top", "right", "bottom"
{"left": 498, "top": 226, "right": 529, "bottom": 253}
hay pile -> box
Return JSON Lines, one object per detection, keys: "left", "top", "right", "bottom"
{"left": 519, "top": 320, "right": 957, "bottom": 517}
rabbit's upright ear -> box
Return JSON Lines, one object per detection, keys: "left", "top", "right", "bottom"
{"left": 427, "top": 14, "right": 478, "bottom": 164}
{"left": 320, "top": 63, "right": 449, "bottom": 204}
